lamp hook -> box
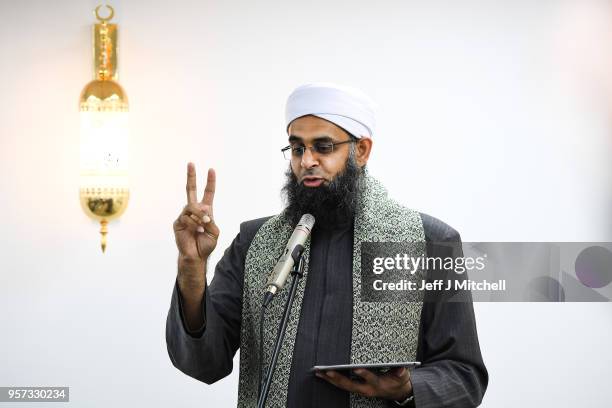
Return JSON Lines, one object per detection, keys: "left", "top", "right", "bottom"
{"left": 95, "top": 4, "right": 115, "bottom": 23}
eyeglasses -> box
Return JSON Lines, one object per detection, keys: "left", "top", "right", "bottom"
{"left": 281, "top": 140, "right": 355, "bottom": 160}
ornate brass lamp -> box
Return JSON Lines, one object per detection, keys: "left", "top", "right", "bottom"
{"left": 79, "top": 4, "right": 129, "bottom": 253}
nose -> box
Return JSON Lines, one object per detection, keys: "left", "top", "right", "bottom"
{"left": 300, "top": 147, "right": 319, "bottom": 169}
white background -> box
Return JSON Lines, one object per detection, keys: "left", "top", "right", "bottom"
{"left": 1, "top": 0, "right": 611, "bottom": 407}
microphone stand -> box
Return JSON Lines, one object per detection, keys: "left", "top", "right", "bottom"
{"left": 257, "top": 253, "right": 305, "bottom": 408}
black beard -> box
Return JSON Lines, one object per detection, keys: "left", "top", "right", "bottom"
{"left": 281, "top": 157, "right": 363, "bottom": 227}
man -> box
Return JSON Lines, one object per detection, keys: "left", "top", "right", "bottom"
{"left": 166, "top": 83, "right": 488, "bottom": 407}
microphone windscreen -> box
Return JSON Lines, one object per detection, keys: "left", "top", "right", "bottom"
{"left": 299, "top": 214, "right": 315, "bottom": 230}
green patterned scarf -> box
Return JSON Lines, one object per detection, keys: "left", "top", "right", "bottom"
{"left": 238, "top": 172, "right": 425, "bottom": 407}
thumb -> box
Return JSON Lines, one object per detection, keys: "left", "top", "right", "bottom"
{"left": 198, "top": 203, "right": 214, "bottom": 222}
{"left": 392, "top": 367, "right": 406, "bottom": 377}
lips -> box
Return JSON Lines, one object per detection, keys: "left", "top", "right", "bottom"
{"left": 302, "top": 176, "right": 324, "bottom": 187}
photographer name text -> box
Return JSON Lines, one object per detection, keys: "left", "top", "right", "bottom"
{"left": 372, "top": 279, "right": 506, "bottom": 291}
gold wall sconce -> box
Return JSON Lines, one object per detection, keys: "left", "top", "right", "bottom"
{"left": 79, "top": 4, "right": 129, "bottom": 253}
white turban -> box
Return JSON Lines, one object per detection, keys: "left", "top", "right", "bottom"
{"left": 285, "top": 82, "right": 376, "bottom": 139}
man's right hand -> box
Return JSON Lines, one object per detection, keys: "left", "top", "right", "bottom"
{"left": 173, "top": 163, "right": 220, "bottom": 329}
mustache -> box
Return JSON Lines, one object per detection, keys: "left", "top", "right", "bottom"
{"left": 298, "top": 169, "right": 324, "bottom": 179}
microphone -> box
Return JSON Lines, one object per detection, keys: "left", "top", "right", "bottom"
{"left": 263, "top": 214, "right": 315, "bottom": 306}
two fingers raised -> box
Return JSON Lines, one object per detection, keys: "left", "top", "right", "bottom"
{"left": 186, "top": 162, "right": 216, "bottom": 210}
{"left": 176, "top": 163, "right": 217, "bottom": 233}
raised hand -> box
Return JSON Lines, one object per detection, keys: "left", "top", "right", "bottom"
{"left": 173, "top": 163, "right": 220, "bottom": 292}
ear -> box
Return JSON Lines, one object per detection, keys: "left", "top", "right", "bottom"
{"left": 355, "top": 137, "right": 373, "bottom": 167}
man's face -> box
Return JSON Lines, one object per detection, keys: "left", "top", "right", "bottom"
{"left": 287, "top": 115, "right": 355, "bottom": 186}
{"left": 282, "top": 115, "right": 370, "bottom": 227}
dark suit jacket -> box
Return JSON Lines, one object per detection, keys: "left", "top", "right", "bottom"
{"left": 166, "top": 213, "right": 488, "bottom": 407}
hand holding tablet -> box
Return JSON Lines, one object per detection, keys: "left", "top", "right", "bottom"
{"left": 312, "top": 362, "right": 420, "bottom": 381}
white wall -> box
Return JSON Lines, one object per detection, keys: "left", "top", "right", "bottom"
{"left": 1, "top": 0, "right": 611, "bottom": 407}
